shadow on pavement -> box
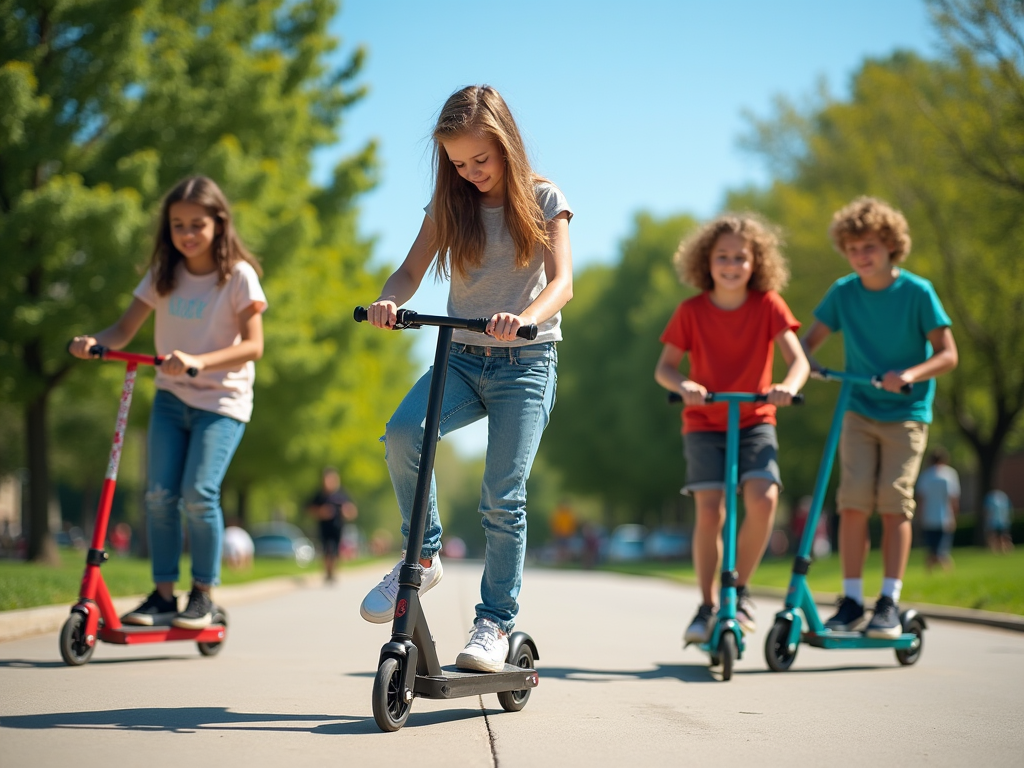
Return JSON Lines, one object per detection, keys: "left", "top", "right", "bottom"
{"left": 0, "top": 657, "right": 190, "bottom": 669}
{"left": 0, "top": 705, "right": 493, "bottom": 735}
{"left": 537, "top": 663, "right": 716, "bottom": 683}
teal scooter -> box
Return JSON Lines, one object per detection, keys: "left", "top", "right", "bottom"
{"left": 672, "top": 390, "right": 803, "bottom": 681}
{"left": 764, "top": 369, "right": 926, "bottom": 672}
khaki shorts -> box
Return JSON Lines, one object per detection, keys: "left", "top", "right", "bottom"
{"left": 836, "top": 412, "right": 928, "bottom": 518}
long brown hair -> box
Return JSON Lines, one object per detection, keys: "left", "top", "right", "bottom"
{"left": 428, "top": 85, "right": 549, "bottom": 279}
{"left": 150, "top": 176, "right": 261, "bottom": 296}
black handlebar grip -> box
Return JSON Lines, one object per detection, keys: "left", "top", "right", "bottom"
{"left": 793, "top": 393, "right": 805, "bottom": 405}
{"left": 517, "top": 324, "right": 539, "bottom": 341}
{"left": 353, "top": 306, "right": 368, "bottom": 323}
{"left": 667, "top": 392, "right": 682, "bottom": 403}
{"left": 901, "top": 383, "right": 912, "bottom": 394}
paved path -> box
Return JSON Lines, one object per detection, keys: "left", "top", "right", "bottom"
{"left": 1, "top": 562, "right": 1022, "bottom": 767}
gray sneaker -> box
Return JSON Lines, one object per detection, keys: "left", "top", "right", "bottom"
{"left": 684, "top": 604, "right": 715, "bottom": 644}
{"left": 736, "top": 586, "right": 756, "bottom": 634}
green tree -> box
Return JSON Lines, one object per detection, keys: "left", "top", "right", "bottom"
{"left": 1, "top": 0, "right": 410, "bottom": 560}
{"left": 540, "top": 213, "right": 700, "bottom": 526}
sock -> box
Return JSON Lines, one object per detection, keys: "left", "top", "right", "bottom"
{"left": 881, "top": 578, "right": 902, "bottom": 603}
{"left": 843, "top": 578, "right": 864, "bottom": 605}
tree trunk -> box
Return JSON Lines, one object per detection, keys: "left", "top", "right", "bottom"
{"left": 236, "top": 486, "right": 248, "bottom": 524}
{"left": 25, "top": 393, "right": 58, "bottom": 564}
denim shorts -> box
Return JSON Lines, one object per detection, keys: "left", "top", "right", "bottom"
{"left": 682, "top": 423, "right": 781, "bottom": 495}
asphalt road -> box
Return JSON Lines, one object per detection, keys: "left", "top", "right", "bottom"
{"left": 1, "top": 561, "right": 1022, "bottom": 767}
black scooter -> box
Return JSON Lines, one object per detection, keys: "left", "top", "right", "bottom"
{"left": 354, "top": 306, "right": 540, "bottom": 732}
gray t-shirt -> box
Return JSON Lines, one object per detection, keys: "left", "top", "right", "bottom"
{"left": 916, "top": 464, "right": 960, "bottom": 530}
{"left": 425, "top": 181, "right": 573, "bottom": 347}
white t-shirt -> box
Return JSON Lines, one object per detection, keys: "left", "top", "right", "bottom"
{"left": 133, "top": 261, "right": 268, "bottom": 422}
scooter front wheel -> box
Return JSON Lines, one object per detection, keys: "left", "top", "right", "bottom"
{"left": 765, "top": 619, "right": 798, "bottom": 672}
{"left": 372, "top": 657, "right": 412, "bottom": 732}
{"left": 719, "top": 631, "right": 737, "bottom": 681}
{"left": 59, "top": 612, "right": 95, "bottom": 666}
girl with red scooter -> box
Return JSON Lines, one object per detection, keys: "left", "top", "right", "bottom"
{"left": 69, "top": 175, "right": 266, "bottom": 631}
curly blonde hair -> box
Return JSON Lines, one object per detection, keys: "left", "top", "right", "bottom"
{"left": 673, "top": 212, "right": 789, "bottom": 293}
{"left": 828, "top": 196, "right": 912, "bottom": 263}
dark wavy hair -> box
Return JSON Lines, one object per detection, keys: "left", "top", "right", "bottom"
{"left": 149, "top": 176, "right": 261, "bottom": 296}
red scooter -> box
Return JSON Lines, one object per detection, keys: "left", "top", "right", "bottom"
{"left": 59, "top": 345, "right": 227, "bottom": 666}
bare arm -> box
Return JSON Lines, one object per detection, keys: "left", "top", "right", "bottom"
{"left": 68, "top": 298, "right": 153, "bottom": 358}
{"left": 489, "top": 212, "right": 574, "bottom": 341}
{"left": 882, "top": 326, "right": 958, "bottom": 393}
{"left": 654, "top": 343, "right": 706, "bottom": 406}
{"left": 767, "top": 328, "right": 811, "bottom": 405}
{"left": 367, "top": 215, "right": 437, "bottom": 329}
{"left": 160, "top": 304, "right": 264, "bottom": 376}
{"left": 800, "top": 320, "right": 833, "bottom": 372}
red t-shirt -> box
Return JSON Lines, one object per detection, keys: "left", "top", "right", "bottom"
{"left": 660, "top": 290, "right": 800, "bottom": 433}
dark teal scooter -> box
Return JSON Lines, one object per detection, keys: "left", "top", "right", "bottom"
{"left": 764, "top": 369, "right": 926, "bottom": 672}
{"left": 672, "top": 391, "right": 803, "bottom": 681}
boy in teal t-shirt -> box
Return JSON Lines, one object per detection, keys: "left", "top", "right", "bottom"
{"left": 802, "top": 196, "right": 958, "bottom": 638}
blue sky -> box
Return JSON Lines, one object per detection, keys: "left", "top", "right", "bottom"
{"left": 316, "top": 0, "right": 939, "bottom": 454}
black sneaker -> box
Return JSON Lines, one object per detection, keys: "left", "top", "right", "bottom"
{"left": 824, "top": 596, "right": 866, "bottom": 631}
{"left": 736, "top": 586, "right": 756, "bottom": 634}
{"left": 172, "top": 587, "right": 214, "bottom": 629}
{"left": 684, "top": 604, "right": 715, "bottom": 644}
{"left": 865, "top": 596, "right": 902, "bottom": 639}
{"left": 122, "top": 590, "right": 178, "bottom": 626}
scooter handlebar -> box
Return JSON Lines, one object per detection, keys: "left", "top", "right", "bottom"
{"left": 666, "top": 392, "right": 805, "bottom": 405}
{"left": 79, "top": 344, "right": 198, "bottom": 377}
{"left": 816, "top": 367, "right": 912, "bottom": 394}
{"left": 354, "top": 306, "right": 538, "bottom": 341}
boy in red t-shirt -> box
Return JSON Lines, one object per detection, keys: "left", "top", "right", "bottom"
{"left": 655, "top": 213, "right": 809, "bottom": 645}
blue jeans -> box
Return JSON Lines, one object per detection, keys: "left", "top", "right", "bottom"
{"left": 383, "top": 342, "right": 557, "bottom": 633}
{"left": 146, "top": 390, "right": 246, "bottom": 588}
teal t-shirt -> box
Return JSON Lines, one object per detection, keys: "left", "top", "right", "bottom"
{"left": 814, "top": 270, "right": 951, "bottom": 423}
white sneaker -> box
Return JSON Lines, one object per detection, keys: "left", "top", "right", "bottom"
{"left": 455, "top": 617, "right": 509, "bottom": 673}
{"left": 359, "top": 554, "right": 443, "bottom": 623}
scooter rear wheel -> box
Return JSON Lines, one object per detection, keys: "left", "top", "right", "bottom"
{"left": 197, "top": 609, "right": 228, "bottom": 657}
{"left": 765, "top": 619, "right": 798, "bottom": 672}
{"left": 895, "top": 615, "right": 925, "bottom": 666}
{"left": 719, "top": 632, "right": 737, "bottom": 681}
{"left": 497, "top": 641, "right": 535, "bottom": 712}
{"left": 372, "top": 657, "right": 412, "bottom": 732}
{"left": 59, "top": 612, "right": 95, "bottom": 666}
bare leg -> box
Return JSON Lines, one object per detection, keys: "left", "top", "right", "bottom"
{"left": 693, "top": 490, "right": 725, "bottom": 606}
{"left": 881, "top": 514, "right": 912, "bottom": 580}
{"left": 736, "top": 479, "right": 779, "bottom": 586}
{"left": 838, "top": 508, "right": 870, "bottom": 579}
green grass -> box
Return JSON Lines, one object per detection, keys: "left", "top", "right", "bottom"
{"left": 0, "top": 550, "right": 371, "bottom": 612}
{"left": 603, "top": 548, "right": 1024, "bottom": 615}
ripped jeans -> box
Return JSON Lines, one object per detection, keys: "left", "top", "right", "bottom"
{"left": 146, "top": 389, "right": 245, "bottom": 587}
{"left": 382, "top": 342, "right": 557, "bottom": 633}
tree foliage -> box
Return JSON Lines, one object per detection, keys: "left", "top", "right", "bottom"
{"left": 1, "top": 0, "right": 412, "bottom": 559}
{"left": 539, "top": 213, "right": 701, "bottom": 525}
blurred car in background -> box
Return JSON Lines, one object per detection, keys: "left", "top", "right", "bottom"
{"left": 607, "top": 524, "right": 648, "bottom": 562}
{"left": 251, "top": 522, "right": 315, "bottom": 567}
{"left": 644, "top": 527, "right": 691, "bottom": 560}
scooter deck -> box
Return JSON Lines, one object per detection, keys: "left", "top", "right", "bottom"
{"left": 415, "top": 664, "right": 539, "bottom": 699}
{"left": 804, "top": 630, "right": 918, "bottom": 650}
{"left": 99, "top": 623, "right": 226, "bottom": 645}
